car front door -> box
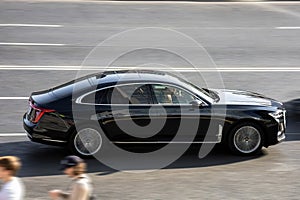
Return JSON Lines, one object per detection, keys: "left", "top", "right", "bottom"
{"left": 150, "top": 84, "right": 220, "bottom": 143}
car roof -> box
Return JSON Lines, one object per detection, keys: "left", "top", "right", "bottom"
{"left": 51, "top": 70, "right": 182, "bottom": 98}
{"left": 89, "top": 70, "right": 185, "bottom": 86}
{"left": 50, "top": 70, "right": 214, "bottom": 104}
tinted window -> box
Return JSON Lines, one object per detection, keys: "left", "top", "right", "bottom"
{"left": 112, "top": 84, "right": 151, "bottom": 104}
{"left": 152, "top": 84, "right": 196, "bottom": 104}
{"left": 81, "top": 84, "right": 151, "bottom": 104}
{"left": 81, "top": 89, "right": 108, "bottom": 104}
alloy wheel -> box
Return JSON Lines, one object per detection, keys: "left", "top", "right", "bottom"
{"left": 233, "top": 126, "right": 261, "bottom": 154}
{"left": 74, "top": 128, "right": 103, "bottom": 156}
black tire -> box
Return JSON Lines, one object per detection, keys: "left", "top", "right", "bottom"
{"left": 68, "top": 124, "right": 105, "bottom": 158}
{"left": 228, "top": 122, "right": 264, "bottom": 156}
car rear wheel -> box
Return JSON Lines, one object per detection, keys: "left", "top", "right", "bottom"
{"left": 69, "top": 126, "right": 103, "bottom": 157}
{"left": 228, "top": 122, "right": 263, "bottom": 156}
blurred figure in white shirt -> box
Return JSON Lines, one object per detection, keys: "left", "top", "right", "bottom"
{"left": 0, "top": 156, "right": 24, "bottom": 200}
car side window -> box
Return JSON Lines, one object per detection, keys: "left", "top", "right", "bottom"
{"left": 82, "top": 84, "right": 152, "bottom": 105}
{"left": 152, "top": 84, "right": 196, "bottom": 104}
{"left": 116, "top": 84, "right": 152, "bottom": 104}
{"left": 81, "top": 89, "right": 109, "bottom": 104}
{"left": 81, "top": 84, "right": 197, "bottom": 105}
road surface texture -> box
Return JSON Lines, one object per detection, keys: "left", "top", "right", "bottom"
{"left": 0, "top": 1, "right": 300, "bottom": 199}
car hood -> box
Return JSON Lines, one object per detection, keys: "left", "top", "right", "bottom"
{"left": 211, "top": 89, "right": 282, "bottom": 107}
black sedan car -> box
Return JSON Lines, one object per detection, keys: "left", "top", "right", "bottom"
{"left": 23, "top": 70, "right": 286, "bottom": 157}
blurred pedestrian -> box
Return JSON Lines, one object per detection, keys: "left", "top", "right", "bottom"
{"left": 0, "top": 156, "right": 25, "bottom": 200}
{"left": 48, "top": 155, "right": 92, "bottom": 200}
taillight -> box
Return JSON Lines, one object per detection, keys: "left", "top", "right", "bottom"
{"left": 28, "top": 101, "right": 55, "bottom": 123}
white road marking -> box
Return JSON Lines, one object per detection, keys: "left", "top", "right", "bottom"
{"left": 0, "top": 133, "right": 27, "bottom": 137}
{"left": 67, "top": 26, "right": 275, "bottom": 30}
{"left": 276, "top": 27, "right": 300, "bottom": 30}
{"left": 0, "top": 43, "right": 66, "bottom": 46}
{"left": 0, "top": 25, "right": 296, "bottom": 30}
{"left": 11, "top": 0, "right": 300, "bottom": 5}
{"left": 0, "top": 97, "right": 28, "bottom": 100}
{"left": 0, "top": 66, "right": 300, "bottom": 72}
{"left": 0, "top": 24, "right": 63, "bottom": 28}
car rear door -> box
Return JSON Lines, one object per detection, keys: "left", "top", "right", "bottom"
{"left": 98, "top": 83, "right": 167, "bottom": 143}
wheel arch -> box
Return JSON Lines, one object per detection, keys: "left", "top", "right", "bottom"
{"left": 67, "top": 120, "right": 107, "bottom": 157}
{"left": 223, "top": 118, "right": 268, "bottom": 147}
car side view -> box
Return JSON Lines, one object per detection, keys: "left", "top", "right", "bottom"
{"left": 23, "top": 70, "right": 286, "bottom": 157}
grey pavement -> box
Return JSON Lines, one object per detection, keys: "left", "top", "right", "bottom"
{"left": 0, "top": 137, "right": 300, "bottom": 199}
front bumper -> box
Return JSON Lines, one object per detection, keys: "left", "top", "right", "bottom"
{"left": 266, "top": 109, "right": 286, "bottom": 146}
{"left": 277, "top": 119, "right": 286, "bottom": 142}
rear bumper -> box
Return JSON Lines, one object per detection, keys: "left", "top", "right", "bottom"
{"left": 23, "top": 113, "right": 69, "bottom": 146}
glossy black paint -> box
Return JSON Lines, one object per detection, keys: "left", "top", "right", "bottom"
{"left": 23, "top": 70, "right": 286, "bottom": 153}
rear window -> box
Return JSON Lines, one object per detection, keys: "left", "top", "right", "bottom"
{"left": 52, "top": 79, "right": 92, "bottom": 98}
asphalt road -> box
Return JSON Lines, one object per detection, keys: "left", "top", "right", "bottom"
{"left": 1, "top": 0, "right": 300, "bottom": 133}
{"left": 1, "top": 136, "right": 300, "bottom": 200}
{"left": 1, "top": 0, "right": 300, "bottom": 199}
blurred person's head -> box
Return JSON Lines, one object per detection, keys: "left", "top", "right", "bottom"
{"left": 0, "top": 156, "right": 22, "bottom": 181}
{"left": 60, "top": 155, "right": 86, "bottom": 178}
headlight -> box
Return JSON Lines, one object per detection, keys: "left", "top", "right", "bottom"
{"left": 268, "top": 110, "right": 283, "bottom": 122}
{"left": 269, "top": 110, "right": 283, "bottom": 118}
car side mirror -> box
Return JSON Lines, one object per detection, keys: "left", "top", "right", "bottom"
{"left": 190, "top": 100, "right": 204, "bottom": 107}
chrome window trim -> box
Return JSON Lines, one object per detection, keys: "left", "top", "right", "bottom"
{"left": 76, "top": 82, "right": 211, "bottom": 106}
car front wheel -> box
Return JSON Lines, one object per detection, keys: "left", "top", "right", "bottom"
{"left": 228, "top": 122, "right": 264, "bottom": 156}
